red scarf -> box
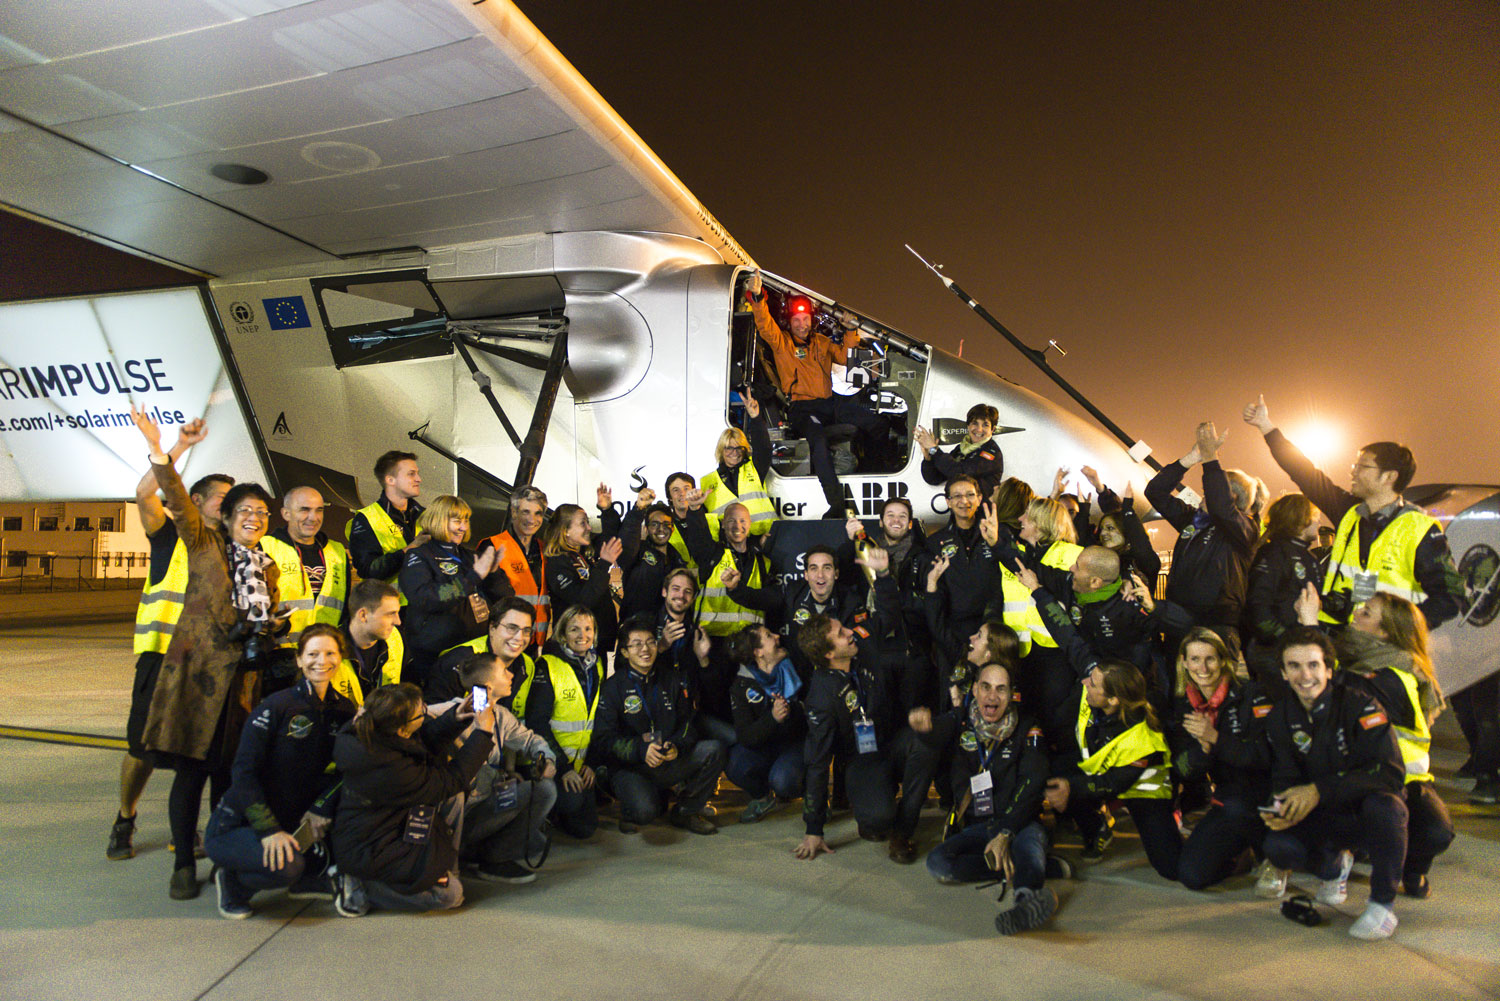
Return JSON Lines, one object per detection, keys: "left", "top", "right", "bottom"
{"left": 1186, "top": 677, "right": 1231, "bottom": 727}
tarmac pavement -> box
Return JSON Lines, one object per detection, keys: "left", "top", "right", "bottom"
{"left": 1, "top": 621, "right": 1496, "bottom": 1001}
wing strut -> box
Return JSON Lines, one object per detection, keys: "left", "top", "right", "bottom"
{"left": 907, "top": 245, "right": 1162, "bottom": 471}
{"left": 407, "top": 422, "right": 514, "bottom": 496}
{"left": 514, "top": 330, "right": 569, "bottom": 489}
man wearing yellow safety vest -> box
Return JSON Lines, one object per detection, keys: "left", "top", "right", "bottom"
{"left": 1244, "top": 396, "right": 1483, "bottom": 802}
{"left": 1243, "top": 395, "right": 1462, "bottom": 633}
{"left": 260, "top": 486, "right": 350, "bottom": 693}
{"left": 1261, "top": 626, "right": 1409, "bottom": 940}
{"left": 346, "top": 450, "right": 426, "bottom": 602}
{"left": 700, "top": 388, "right": 776, "bottom": 538}
{"left": 478, "top": 484, "right": 551, "bottom": 649}
{"left": 1043, "top": 659, "right": 1181, "bottom": 880}
{"left": 681, "top": 492, "right": 783, "bottom": 640}
{"left": 427, "top": 597, "right": 538, "bottom": 710}
{"left": 110, "top": 419, "right": 230, "bottom": 862}
{"left": 331, "top": 579, "right": 405, "bottom": 705}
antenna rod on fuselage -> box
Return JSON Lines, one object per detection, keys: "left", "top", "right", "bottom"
{"left": 906, "top": 244, "right": 1162, "bottom": 472}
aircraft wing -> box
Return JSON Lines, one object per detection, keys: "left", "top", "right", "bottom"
{"left": 0, "top": 0, "right": 750, "bottom": 277}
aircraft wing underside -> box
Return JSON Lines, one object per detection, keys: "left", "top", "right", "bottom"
{"left": 0, "top": 0, "right": 749, "bottom": 277}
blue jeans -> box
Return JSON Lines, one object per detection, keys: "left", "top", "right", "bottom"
{"left": 925, "top": 820, "right": 1048, "bottom": 890}
{"left": 204, "top": 803, "right": 306, "bottom": 893}
{"left": 725, "top": 739, "right": 804, "bottom": 800}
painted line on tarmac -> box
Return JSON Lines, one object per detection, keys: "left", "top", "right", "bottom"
{"left": 0, "top": 724, "right": 127, "bottom": 750}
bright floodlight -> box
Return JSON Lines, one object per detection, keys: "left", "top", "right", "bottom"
{"left": 1292, "top": 423, "right": 1342, "bottom": 465}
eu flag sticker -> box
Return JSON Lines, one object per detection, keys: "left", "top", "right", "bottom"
{"left": 262, "top": 296, "right": 310, "bottom": 330}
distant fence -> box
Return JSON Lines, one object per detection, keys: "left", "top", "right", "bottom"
{"left": 0, "top": 555, "right": 146, "bottom": 594}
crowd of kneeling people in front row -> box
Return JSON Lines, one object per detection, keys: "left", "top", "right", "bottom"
{"left": 109, "top": 395, "right": 1478, "bottom": 940}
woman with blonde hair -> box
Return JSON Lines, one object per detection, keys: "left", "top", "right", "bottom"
{"left": 700, "top": 389, "right": 776, "bottom": 537}
{"left": 398, "top": 494, "right": 509, "bottom": 686}
{"left": 1166, "top": 628, "right": 1276, "bottom": 891}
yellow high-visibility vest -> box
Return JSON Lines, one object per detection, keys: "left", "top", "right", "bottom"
{"left": 347, "top": 501, "right": 410, "bottom": 605}
{"left": 330, "top": 627, "right": 405, "bottom": 706}
{"left": 1074, "top": 688, "right": 1172, "bottom": 800}
{"left": 259, "top": 535, "right": 348, "bottom": 647}
{"left": 1319, "top": 505, "right": 1438, "bottom": 624}
{"left": 701, "top": 462, "right": 776, "bottom": 536}
{"left": 697, "top": 548, "right": 766, "bottom": 637}
{"left": 134, "top": 539, "right": 188, "bottom": 656}
{"left": 536, "top": 653, "right": 603, "bottom": 768}
{"left": 1001, "top": 540, "right": 1085, "bottom": 656}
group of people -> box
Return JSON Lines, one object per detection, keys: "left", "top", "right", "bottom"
{"left": 104, "top": 371, "right": 1486, "bottom": 941}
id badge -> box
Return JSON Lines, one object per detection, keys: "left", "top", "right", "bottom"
{"left": 970, "top": 771, "right": 995, "bottom": 817}
{"left": 403, "top": 804, "right": 435, "bottom": 844}
{"left": 494, "top": 776, "right": 519, "bottom": 810}
{"left": 1351, "top": 570, "right": 1379, "bottom": 603}
{"left": 854, "top": 718, "right": 878, "bottom": 755}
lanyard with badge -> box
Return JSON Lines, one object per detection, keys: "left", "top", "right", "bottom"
{"left": 631, "top": 675, "right": 662, "bottom": 747}
{"left": 1330, "top": 518, "right": 1381, "bottom": 603}
{"left": 849, "top": 668, "right": 878, "bottom": 754}
{"left": 970, "top": 732, "right": 1002, "bottom": 817}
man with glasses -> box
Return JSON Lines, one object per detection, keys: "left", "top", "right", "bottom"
{"left": 922, "top": 475, "right": 1001, "bottom": 660}
{"left": 1242, "top": 396, "right": 1477, "bottom": 797}
{"left": 595, "top": 615, "right": 725, "bottom": 834}
{"left": 260, "top": 487, "right": 351, "bottom": 691}
{"left": 618, "top": 497, "right": 686, "bottom": 621}
{"left": 429, "top": 598, "right": 538, "bottom": 709}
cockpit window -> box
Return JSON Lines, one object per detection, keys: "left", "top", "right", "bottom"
{"left": 728, "top": 272, "right": 929, "bottom": 478}
{"left": 311, "top": 271, "right": 450, "bottom": 368}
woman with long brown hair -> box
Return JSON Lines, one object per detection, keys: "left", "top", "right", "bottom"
{"left": 1044, "top": 659, "right": 1181, "bottom": 880}
{"left": 543, "top": 498, "right": 625, "bottom": 653}
{"left": 1243, "top": 493, "right": 1322, "bottom": 695}
{"left": 330, "top": 681, "right": 496, "bottom": 916}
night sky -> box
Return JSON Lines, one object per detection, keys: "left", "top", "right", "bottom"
{"left": 519, "top": 1, "right": 1498, "bottom": 494}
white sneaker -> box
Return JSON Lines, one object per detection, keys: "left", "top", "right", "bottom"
{"left": 1349, "top": 901, "right": 1398, "bottom": 940}
{"left": 1254, "top": 861, "right": 1289, "bottom": 899}
{"left": 1315, "top": 850, "right": 1354, "bottom": 906}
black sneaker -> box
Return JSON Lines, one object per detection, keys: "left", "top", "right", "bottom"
{"left": 287, "top": 871, "right": 335, "bottom": 900}
{"left": 670, "top": 811, "right": 718, "bottom": 835}
{"left": 214, "top": 867, "right": 252, "bottom": 919}
{"left": 994, "top": 887, "right": 1058, "bottom": 935}
{"left": 169, "top": 866, "right": 199, "bottom": 900}
{"left": 1470, "top": 777, "right": 1500, "bottom": 805}
{"left": 332, "top": 872, "right": 368, "bottom": 918}
{"left": 1081, "top": 827, "right": 1113, "bottom": 862}
{"left": 1403, "top": 873, "right": 1432, "bottom": 899}
{"left": 475, "top": 860, "right": 537, "bottom": 884}
{"left": 107, "top": 814, "right": 136, "bottom": 861}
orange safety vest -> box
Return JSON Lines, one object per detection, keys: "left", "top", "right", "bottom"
{"left": 486, "top": 529, "right": 550, "bottom": 644}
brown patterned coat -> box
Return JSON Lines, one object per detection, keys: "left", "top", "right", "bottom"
{"left": 143, "top": 459, "right": 279, "bottom": 766}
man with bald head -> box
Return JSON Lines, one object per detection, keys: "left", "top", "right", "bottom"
{"left": 1020, "top": 545, "right": 1195, "bottom": 716}
{"left": 261, "top": 486, "right": 352, "bottom": 692}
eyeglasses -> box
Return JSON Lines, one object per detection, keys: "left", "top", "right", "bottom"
{"left": 722, "top": 445, "right": 746, "bottom": 454}
{"left": 496, "top": 622, "right": 532, "bottom": 637}
{"left": 948, "top": 492, "right": 979, "bottom": 502}
{"left": 624, "top": 640, "right": 657, "bottom": 651}
{"left": 234, "top": 507, "right": 270, "bottom": 520}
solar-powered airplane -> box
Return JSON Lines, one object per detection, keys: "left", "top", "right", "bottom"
{"left": 0, "top": 0, "right": 1492, "bottom": 690}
